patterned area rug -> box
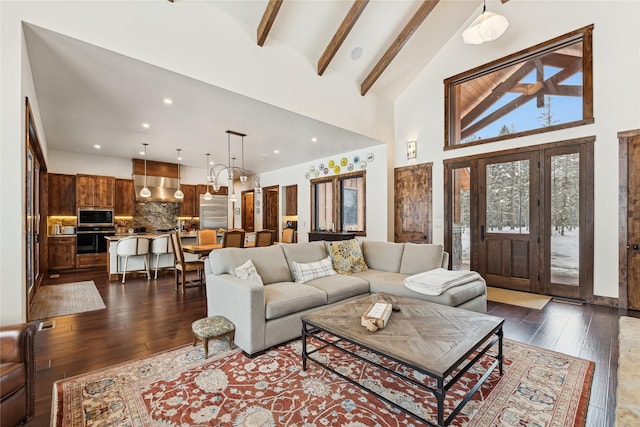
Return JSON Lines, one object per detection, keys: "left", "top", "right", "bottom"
{"left": 52, "top": 336, "right": 593, "bottom": 426}
{"left": 615, "top": 316, "right": 640, "bottom": 426}
{"left": 30, "top": 281, "right": 106, "bottom": 320}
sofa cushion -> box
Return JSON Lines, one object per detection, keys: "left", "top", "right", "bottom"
{"left": 362, "top": 241, "right": 404, "bottom": 273}
{"left": 209, "top": 246, "right": 292, "bottom": 285}
{"left": 264, "top": 282, "right": 327, "bottom": 320}
{"left": 328, "top": 239, "right": 368, "bottom": 274}
{"left": 235, "top": 260, "right": 263, "bottom": 285}
{"left": 292, "top": 256, "right": 337, "bottom": 283}
{"left": 281, "top": 241, "right": 327, "bottom": 265}
{"left": 399, "top": 243, "right": 443, "bottom": 275}
{"left": 305, "top": 274, "right": 370, "bottom": 304}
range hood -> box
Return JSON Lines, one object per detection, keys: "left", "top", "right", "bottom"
{"left": 133, "top": 175, "right": 182, "bottom": 202}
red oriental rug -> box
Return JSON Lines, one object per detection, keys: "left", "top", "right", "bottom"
{"left": 52, "top": 336, "right": 593, "bottom": 426}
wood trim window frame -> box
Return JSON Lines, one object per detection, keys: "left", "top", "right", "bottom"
{"left": 444, "top": 25, "right": 594, "bottom": 150}
{"left": 310, "top": 171, "right": 366, "bottom": 236}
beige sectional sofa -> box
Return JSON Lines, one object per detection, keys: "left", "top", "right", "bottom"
{"left": 205, "top": 240, "right": 486, "bottom": 356}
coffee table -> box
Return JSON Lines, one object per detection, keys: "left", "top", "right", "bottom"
{"left": 301, "top": 293, "right": 504, "bottom": 427}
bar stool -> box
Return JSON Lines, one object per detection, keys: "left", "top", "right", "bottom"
{"left": 116, "top": 236, "right": 150, "bottom": 284}
{"left": 150, "top": 235, "right": 173, "bottom": 279}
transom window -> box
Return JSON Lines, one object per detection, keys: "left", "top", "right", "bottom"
{"left": 445, "top": 25, "right": 593, "bottom": 149}
{"left": 311, "top": 172, "right": 365, "bottom": 234}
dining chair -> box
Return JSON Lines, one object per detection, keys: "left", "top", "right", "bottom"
{"left": 222, "top": 230, "right": 245, "bottom": 248}
{"left": 255, "top": 230, "right": 274, "bottom": 247}
{"left": 116, "top": 236, "right": 150, "bottom": 284}
{"left": 170, "top": 232, "right": 205, "bottom": 293}
{"left": 282, "top": 228, "right": 295, "bottom": 244}
{"left": 197, "top": 229, "right": 217, "bottom": 245}
{"left": 150, "top": 235, "right": 173, "bottom": 279}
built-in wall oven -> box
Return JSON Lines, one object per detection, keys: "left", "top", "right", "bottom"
{"left": 77, "top": 209, "right": 115, "bottom": 254}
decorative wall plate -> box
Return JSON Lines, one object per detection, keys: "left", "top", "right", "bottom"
{"left": 359, "top": 161, "right": 367, "bottom": 169}
{"left": 313, "top": 170, "right": 320, "bottom": 177}
{"left": 323, "top": 167, "right": 329, "bottom": 174}
{"left": 366, "top": 153, "right": 374, "bottom": 162}
{"left": 319, "top": 163, "right": 324, "bottom": 170}
{"left": 341, "top": 157, "right": 348, "bottom": 166}
{"left": 304, "top": 172, "right": 310, "bottom": 179}
{"left": 354, "top": 155, "right": 360, "bottom": 164}
{"left": 333, "top": 165, "right": 341, "bottom": 174}
{"left": 328, "top": 160, "right": 335, "bottom": 168}
{"left": 347, "top": 163, "right": 354, "bottom": 171}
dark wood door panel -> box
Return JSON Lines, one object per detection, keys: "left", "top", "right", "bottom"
{"left": 627, "top": 134, "right": 640, "bottom": 309}
{"left": 394, "top": 163, "right": 433, "bottom": 243}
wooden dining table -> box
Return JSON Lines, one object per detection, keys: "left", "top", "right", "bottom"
{"left": 182, "top": 241, "right": 256, "bottom": 255}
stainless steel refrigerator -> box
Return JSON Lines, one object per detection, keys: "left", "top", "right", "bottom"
{"left": 199, "top": 195, "right": 228, "bottom": 230}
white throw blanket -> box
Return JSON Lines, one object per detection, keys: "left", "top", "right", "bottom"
{"left": 404, "top": 268, "right": 484, "bottom": 296}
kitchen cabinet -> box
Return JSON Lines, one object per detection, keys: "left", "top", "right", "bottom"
{"left": 48, "top": 173, "right": 76, "bottom": 215}
{"left": 76, "top": 253, "right": 107, "bottom": 268}
{"left": 48, "top": 236, "right": 76, "bottom": 271}
{"left": 285, "top": 185, "right": 298, "bottom": 216}
{"left": 178, "top": 184, "right": 197, "bottom": 217}
{"left": 114, "top": 179, "right": 135, "bottom": 216}
{"left": 76, "top": 174, "right": 115, "bottom": 208}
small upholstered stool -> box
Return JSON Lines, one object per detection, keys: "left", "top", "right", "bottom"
{"left": 191, "top": 316, "right": 235, "bottom": 358}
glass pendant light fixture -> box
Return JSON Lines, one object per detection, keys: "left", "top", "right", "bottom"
{"left": 140, "top": 143, "right": 152, "bottom": 198}
{"left": 228, "top": 157, "right": 237, "bottom": 203}
{"left": 174, "top": 148, "right": 184, "bottom": 200}
{"left": 203, "top": 153, "right": 213, "bottom": 201}
{"left": 462, "top": 0, "right": 509, "bottom": 45}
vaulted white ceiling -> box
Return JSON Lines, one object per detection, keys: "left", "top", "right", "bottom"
{"left": 24, "top": 0, "right": 486, "bottom": 173}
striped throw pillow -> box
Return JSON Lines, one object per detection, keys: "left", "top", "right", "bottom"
{"left": 291, "top": 256, "right": 337, "bottom": 284}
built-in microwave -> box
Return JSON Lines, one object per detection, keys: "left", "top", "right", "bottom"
{"left": 77, "top": 208, "right": 114, "bottom": 227}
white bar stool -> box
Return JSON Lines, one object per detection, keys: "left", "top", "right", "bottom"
{"left": 150, "top": 235, "right": 173, "bottom": 279}
{"left": 116, "top": 236, "right": 150, "bottom": 284}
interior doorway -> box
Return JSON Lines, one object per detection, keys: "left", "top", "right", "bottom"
{"left": 263, "top": 185, "right": 279, "bottom": 233}
{"left": 619, "top": 129, "right": 640, "bottom": 310}
{"left": 241, "top": 190, "right": 254, "bottom": 232}
{"left": 445, "top": 137, "right": 594, "bottom": 300}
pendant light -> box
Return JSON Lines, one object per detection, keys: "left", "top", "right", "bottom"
{"left": 462, "top": 0, "right": 509, "bottom": 45}
{"left": 203, "top": 153, "right": 213, "bottom": 201}
{"left": 228, "top": 157, "right": 237, "bottom": 203}
{"left": 140, "top": 143, "right": 151, "bottom": 198}
{"left": 174, "top": 148, "right": 184, "bottom": 200}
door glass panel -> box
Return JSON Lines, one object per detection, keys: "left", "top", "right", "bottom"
{"left": 486, "top": 160, "right": 530, "bottom": 234}
{"left": 451, "top": 167, "right": 471, "bottom": 271}
{"left": 550, "top": 153, "right": 580, "bottom": 285}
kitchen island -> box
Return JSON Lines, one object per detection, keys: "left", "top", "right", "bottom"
{"left": 105, "top": 232, "right": 200, "bottom": 281}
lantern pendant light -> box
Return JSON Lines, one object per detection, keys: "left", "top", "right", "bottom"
{"left": 140, "top": 143, "right": 151, "bottom": 198}
{"left": 203, "top": 153, "right": 213, "bottom": 201}
{"left": 174, "top": 148, "right": 184, "bottom": 200}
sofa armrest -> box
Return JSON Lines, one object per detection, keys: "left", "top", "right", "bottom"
{"left": 205, "top": 273, "right": 267, "bottom": 355}
{"left": 441, "top": 251, "right": 450, "bottom": 269}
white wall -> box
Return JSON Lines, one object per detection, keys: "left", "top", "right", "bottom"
{"left": 260, "top": 144, "right": 389, "bottom": 243}
{"left": 394, "top": 1, "right": 640, "bottom": 299}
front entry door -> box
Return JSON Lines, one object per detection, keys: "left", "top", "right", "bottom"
{"left": 477, "top": 152, "right": 540, "bottom": 292}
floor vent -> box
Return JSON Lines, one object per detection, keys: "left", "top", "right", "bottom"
{"left": 551, "top": 297, "right": 584, "bottom": 306}
{"left": 38, "top": 320, "right": 56, "bottom": 331}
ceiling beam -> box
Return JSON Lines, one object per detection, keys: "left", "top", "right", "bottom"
{"left": 360, "top": 0, "right": 439, "bottom": 96}
{"left": 257, "top": 0, "right": 284, "bottom": 47}
{"left": 317, "top": 0, "right": 369, "bottom": 76}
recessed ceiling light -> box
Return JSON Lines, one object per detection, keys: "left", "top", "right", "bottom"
{"left": 311, "top": 137, "right": 317, "bottom": 142}
{"left": 163, "top": 98, "right": 173, "bottom": 105}
{"left": 351, "top": 47, "right": 363, "bottom": 60}
{"left": 94, "top": 144, "right": 101, "bottom": 149}
{"left": 139, "top": 151, "right": 145, "bottom": 155}
{"left": 274, "top": 150, "right": 279, "bottom": 154}
{"left": 142, "top": 123, "right": 150, "bottom": 129}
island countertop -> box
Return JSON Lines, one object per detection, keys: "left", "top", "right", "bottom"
{"left": 105, "top": 231, "right": 198, "bottom": 240}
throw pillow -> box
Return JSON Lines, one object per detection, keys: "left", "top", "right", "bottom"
{"left": 291, "top": 256, "right": 337, "bottom": 284}
{"left": 328, "top": 239, "right": 368, "bottom": 275}
{"left": 235, "top": 259, "right": 263, "bottom": 285}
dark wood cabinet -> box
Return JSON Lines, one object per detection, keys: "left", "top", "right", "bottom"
{"left": 76, "top": 253, "right": 107, "bottom": 268}
{"left": 48, "top": 236, "right": 76, "bottom": 271}
{"left": 178, "top": 184, "right": 197, "bottom": 217}
{"left": 114, "top": 179, "right": 135, "bottom": 216}
{"left": 76, "top": 174, "right": 114, "bottom": 208}
{"left": 308, "top": 231, "right": 356, "bottom": 242}
{"left": 285, "top": 185, "right": 298, "bottom": 216}
{"left": 48, "top": 173, "right": 76, "bottom": 215}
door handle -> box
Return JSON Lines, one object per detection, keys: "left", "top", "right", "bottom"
{"left": 481, "top": 225, "right": 485, "bottom": 241}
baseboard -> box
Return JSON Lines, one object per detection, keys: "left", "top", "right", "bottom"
{"left": 590, "top": 295, "right": 620, "bottom": 308}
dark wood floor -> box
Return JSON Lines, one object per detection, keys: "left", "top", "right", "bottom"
{"left": 29, "top": 270, "right": 634, "bottom": 426}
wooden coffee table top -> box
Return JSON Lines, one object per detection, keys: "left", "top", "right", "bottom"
{"left": 302, "top": 293, "right": 504, "bottom": 378}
